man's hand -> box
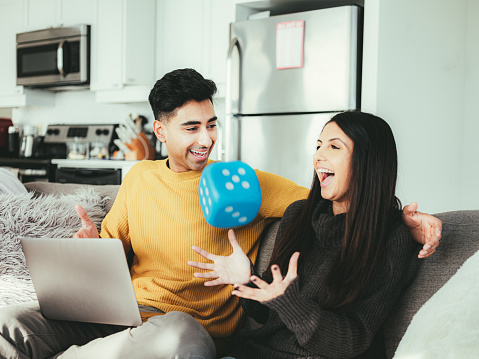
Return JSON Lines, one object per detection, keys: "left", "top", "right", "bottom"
{"left": 187, "top": 229, "right": 251, "bottom": 286}
{"left": 402, "top": 202, "right": 442, "bottom": 259}
{"left": 73, "top": 204, "right": 99, "bottom": 238}
{"left": 232, "top": 252, "right": 300, "bottom": 302}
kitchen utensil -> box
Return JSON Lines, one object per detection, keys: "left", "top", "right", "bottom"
{"left": 19, "top": 125, "right": 37, "bottom": 158}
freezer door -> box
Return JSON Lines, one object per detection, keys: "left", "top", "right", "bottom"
{"left": 237, "top": 113, "right": 331, "bottom": 188}
{"left": 229, "top": 6, "right": 360, "bottom": 115}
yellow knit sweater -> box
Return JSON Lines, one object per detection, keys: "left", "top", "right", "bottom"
{"left": 100, "top": 159, "right": 308, "bottom": 339}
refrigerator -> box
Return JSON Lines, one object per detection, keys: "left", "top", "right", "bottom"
{"left": 223, "top": 5, "right": 362, "bottom": 188}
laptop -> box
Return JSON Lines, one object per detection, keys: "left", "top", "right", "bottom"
{"left": 20, "top": 237, "right": 142, "bottom": 327}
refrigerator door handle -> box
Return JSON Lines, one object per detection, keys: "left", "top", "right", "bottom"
{"left": 224, "top": 36, "right": 241, "bottom": 161}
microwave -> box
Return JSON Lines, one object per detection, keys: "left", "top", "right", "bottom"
{"left": 16, "top": 25, "right": 90, "bottom": 88}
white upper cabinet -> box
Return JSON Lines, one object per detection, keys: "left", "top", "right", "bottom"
{"left": 93, "top": 0, "right": 156, "bottom": 102}
{"left": 156, "top": 0, "right": 236, "bottom": 97}
{"left": 0, "top": 0, "right": 23, "bottom": 99}
{"left": 0, "top": 0, "right": 55, "bottom": 107}
{"left": 22, "top": 0, "right": 97, "bottom": 30}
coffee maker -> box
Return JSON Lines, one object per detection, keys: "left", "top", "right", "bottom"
{"left": 0, "top": 118, "right": 14, "bottom": 157}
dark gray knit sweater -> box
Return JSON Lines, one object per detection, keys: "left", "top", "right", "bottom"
{"left": 228, "top": 199, "right": 420, "bottom": 359}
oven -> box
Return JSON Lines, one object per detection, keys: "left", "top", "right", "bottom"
{"left": 55, "top": 167, "right": 121, "bottom": 185}
{"left": 52, "top": 159, "right": 137, "bottom": 185}
{"left": 0, "top": 158, "right": 55, "bottom": 183}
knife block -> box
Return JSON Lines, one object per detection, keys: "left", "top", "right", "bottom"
{"left": 124, "top": 132, "right": 154, "bottom": 160}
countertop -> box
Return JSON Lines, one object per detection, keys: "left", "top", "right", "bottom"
{"left": 51, "top": 159, "right": 140, "bottom": 169}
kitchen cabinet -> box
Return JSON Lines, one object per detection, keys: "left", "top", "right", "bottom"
{"left": 155, "top": 0, "right": 236, "bottom": 97}
{"left": 93, "top": 0, "right": 156, "bottom": 103}
{"left": 0, "top": 0, "right": 23, "bottom": 102}
{"left": 0, "top": 0, "right": 54, "bottom": 107}
{"left": 22, "top": 0, "right": 97, "bottom": 30}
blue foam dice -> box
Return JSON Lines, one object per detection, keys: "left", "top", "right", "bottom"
{"left": 199, "top": 161, "right": 262, "bottom": 228}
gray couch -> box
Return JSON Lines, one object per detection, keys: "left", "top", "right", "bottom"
{"left": 23, "top": 182, "right": 479, "bottom": 358}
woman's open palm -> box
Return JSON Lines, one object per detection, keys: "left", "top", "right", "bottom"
{"left": 188, "top": 229, "right": 251, "bottom": 286}
{"left": 232, "top": 252, "right": 300, "bottom": 302}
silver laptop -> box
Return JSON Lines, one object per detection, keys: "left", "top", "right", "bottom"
{"left": 21, "top": 237, "right": 142, "bottom": 327}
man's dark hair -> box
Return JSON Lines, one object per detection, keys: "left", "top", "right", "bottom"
{"left": 148, "top": 68, "right": 217, "bottom": 122}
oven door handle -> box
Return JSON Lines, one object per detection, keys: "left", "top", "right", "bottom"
{"left": 57, "top": 40, "right": 65, "bottom": 77}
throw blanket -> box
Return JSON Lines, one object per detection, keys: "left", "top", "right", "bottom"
{"left": 394, "top": 249, "right": 479, "bottom": 358}
{"left": 0, "top": 168, "right": 27, "bottom": 195}
{"left": 0, "top": 188, "right": 108, "bottom": 306}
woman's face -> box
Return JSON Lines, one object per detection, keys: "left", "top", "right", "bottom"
{"left": 313, "top": 122, "right": 354, "bottom": 215}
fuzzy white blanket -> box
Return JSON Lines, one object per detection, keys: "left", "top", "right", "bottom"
{"left": 0, "top": 168, "right": 27, "bottom": 195}
{"left": 0, "top": 188, "right": 108, "bottom": 307}
{"left": 393, "top": 250, "right": 479, "bottom": 358}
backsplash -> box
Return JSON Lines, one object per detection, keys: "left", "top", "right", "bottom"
{"left": 12, "top": 91, "right": 152, "bottom": 135}
{"left": 10, "top": 91, "right": 225, "bottom": 161}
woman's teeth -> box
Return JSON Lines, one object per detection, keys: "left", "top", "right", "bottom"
{"left": 316, "top": 168, "right": 334, "bottom": 183}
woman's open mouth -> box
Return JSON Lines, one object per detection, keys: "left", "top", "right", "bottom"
{"left": 317, "top": 168, "right": 335, "bottom": 186}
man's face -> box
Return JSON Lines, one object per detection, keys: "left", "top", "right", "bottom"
{"left": 153, "top": 99, "right": 217, "bottom": 173}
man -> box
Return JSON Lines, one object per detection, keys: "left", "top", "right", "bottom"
{"left": 0, "top": 69, "right": 441, "bottom": 359}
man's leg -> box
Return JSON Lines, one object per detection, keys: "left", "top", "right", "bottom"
{"left": 0, "top": 301, "right": 126, "bottom": 359}
{"left": 57, "top": 311, "right": 216, "bottom": 359}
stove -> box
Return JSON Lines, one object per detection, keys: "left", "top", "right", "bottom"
{"left": 44, "top": 124, "right": 115, "bottom": 144}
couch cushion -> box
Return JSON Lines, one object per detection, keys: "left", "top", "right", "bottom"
{"left": 393, "top": 248, "right": 479, "bottom": 358}
{"left": 383, "top": 210, "right": 479, "bottom": 358}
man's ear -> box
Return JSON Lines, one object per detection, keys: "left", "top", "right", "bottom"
{"left": 153, "top": 120, "right": 166, "bottom": 143}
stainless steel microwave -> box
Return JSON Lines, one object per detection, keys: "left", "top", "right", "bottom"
{"left": 16, "top": 25, "right": 90, "bottom": 88}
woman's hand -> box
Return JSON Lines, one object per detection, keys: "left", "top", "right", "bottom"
{"left": 232, "top": 252, "right": 300, "bottom": 302}
{"left": 187, "top": 229, "right": 251, "bottom": 286}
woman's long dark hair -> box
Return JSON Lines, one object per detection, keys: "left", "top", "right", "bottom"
{"left": 267, "top": 111, "right": 401, "bottom": 311}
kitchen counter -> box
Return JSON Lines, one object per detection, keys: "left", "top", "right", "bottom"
{"left": 51, "top": 159, "right": 139, "bottom": 169}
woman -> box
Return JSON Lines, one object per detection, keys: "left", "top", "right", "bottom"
{"left": 188, "top": 111, "right": 421, "bottom": 359}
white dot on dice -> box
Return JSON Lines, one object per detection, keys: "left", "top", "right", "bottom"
{"left": 225, "top": 206, "right": 233, "bottom": 212}
{"left": 222, "top": 169, "right": 230, "bottom": 176}
{"left": 238, "top": 168, "right": 246, "bottom": 175}
{"left": 208, "top": 198, "right": 212, "bottom": 206}
{"left": 239, "top": 217, "right": 247, "bottom": 223}
{"left": 225, "top": 182, "right": 234, "bottom": 190}
{"left": 205, "top": 187, "right": 209, "bottom": 196}
{"left": 232, "top": 175, "right": 240, "bottom": 183}
{"left": 241, "top": 181, "right": 250, "bottom": 189}
{"left": 205, "top": 207, "right": 209, "bottom": 215}
{"left": 200, "top": 188, "right": 203, "bottom": 196}
{"left": 232, "top": 212, "right": 240, "bottom": 218}
{"left": 202, "top": 197, "right": 206, "bottom": 206}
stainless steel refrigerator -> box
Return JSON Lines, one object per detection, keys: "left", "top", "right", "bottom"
{"left": 223, "top": 5, "right": 362, "bottom": 188}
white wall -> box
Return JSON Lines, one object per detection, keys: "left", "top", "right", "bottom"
{"left": 0, "top": 108, "right": 12, "bottom": 118}
{"left": 363, "top": 0, "right": 470, "bottom": 213}
{"left": 462, "top": 0, "right": 479, "bottom": 210}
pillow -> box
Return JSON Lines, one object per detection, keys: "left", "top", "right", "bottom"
{"left": 0, "top": 167, "right": 27, "bottom": 195}
{"left": 0, "top": 187, "right": 109, "bottom": 307}
{"left": 393, "top": 249, "right": 479, "bottom": 358}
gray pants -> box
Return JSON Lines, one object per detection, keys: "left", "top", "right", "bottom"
{"left": 0, "top": 301, "right": 216, "bottom": 359}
